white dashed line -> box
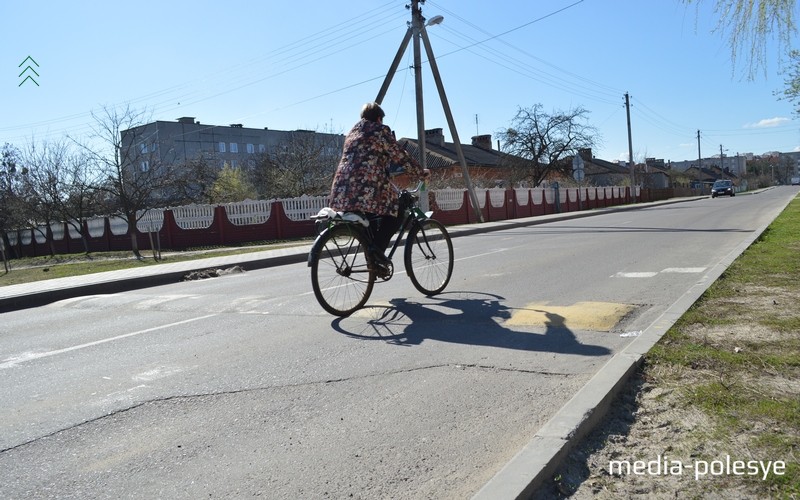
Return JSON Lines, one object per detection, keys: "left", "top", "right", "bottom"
{"left": 613, "top": 272, "right": 659, "bottom": 278}
{"left": 613, "top": 267, "right": 706, "bottom": 278}
{"left": 661, "top": 267, "right": 707, "bottom": 273}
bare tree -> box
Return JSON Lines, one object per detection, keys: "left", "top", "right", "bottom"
{"left": 683, "top": 0, "right": 797, "bottom": 80}
{"left": 1, "top": 144, "right": 25, "bottom": 231}
{"left": 1, "top": 144, "right": 26, "bottom": 265}
{"left": 76, "top": 105, "right": 181, "bottom": 258}
{"left": 251, "top": 130, "right": 342, "bottom": 199}
{"left": 172, "top": 154, "right": 221, "bottom": 204}
{"left": 19, "top": 139, "right": 67, "bottom": 255}
{"left": 497, "top": 105, "right": 599, "bottom": 187}
{"left": 21, "top": 138, "right": 102, "bottom": 254}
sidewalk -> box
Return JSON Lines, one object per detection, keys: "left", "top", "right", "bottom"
{"left": 0, "top": 243, "right": 313, "bottom": 312}
{"left": 1, "top": 195, "right": 710, "bottom": 499}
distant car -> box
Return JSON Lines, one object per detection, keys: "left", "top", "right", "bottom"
{"left": 711, "top": 179, "right": 735, "bottom": 198}
{"left": 792, "top": 177, "right": 800, "bottom": 186}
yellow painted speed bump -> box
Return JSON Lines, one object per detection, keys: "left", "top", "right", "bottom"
{"left": 506, "top": 301, "right": 635, "bottom": 332}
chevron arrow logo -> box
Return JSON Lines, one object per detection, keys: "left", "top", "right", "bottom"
{"left": 18, "top": 56, "right": 40, "bottom": 87}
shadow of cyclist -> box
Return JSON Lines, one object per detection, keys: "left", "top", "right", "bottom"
{"left": 331, "top": 292, "right": 610, "bottom": 357}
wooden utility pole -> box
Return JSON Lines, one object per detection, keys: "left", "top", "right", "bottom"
{"left": 374, "top": 0, "right": 483, "bottom": 222}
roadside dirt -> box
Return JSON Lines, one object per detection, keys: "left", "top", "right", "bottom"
{"left": 535, "top": 283, "right": 799, "bottom": 499}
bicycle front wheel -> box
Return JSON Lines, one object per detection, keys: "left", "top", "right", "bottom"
{"left": 404, "top": 219, "right": 453, "bottom": 296}
{"left": 311, "top": 225, "right": 374, "bottom": 316}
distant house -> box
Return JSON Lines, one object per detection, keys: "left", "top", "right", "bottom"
{"left": 398, "top": 128, "right": 511, "bottom": 187}
{"left": 568, "top": 148, "right": 631, "bottom": 186}
{"left": 565, "top": 150, "right": 672, "bottom": 188}
{"left": 684, "top": 165, "right": 738, "bottom": 189}
{"left": 640, "top": 160, "right": 671, "bottom": 189}
{"left": 670, "top": 155, "right": 747, "bottom": 176}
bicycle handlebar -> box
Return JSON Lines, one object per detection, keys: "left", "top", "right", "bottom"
{"left": 392, "top": 180, "right": 426, "bottom": 194}
{"left": 408, "top": 180, "right": 426, "bottom": 193}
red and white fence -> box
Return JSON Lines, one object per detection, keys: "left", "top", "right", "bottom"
{"left": 3, "top": 186, "right": 674, "bottom": 258}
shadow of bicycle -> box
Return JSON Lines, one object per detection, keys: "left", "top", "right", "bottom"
{"left": 331, "top": 291, "right": 610, "bottom": 357}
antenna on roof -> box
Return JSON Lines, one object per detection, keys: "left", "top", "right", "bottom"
{"left": 475, "top": 114, "right": 479, "bottom": 135}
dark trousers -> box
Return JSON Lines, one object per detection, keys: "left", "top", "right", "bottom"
{"left": 370, "top": 215, "right": 402, "bottom": 254}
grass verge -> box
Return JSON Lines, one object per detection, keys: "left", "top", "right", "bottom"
{"left": 0, "top": 240, "right": 311, "bottom": 287}
{"left": 541, "top": 196, "right": 800, "bottom": 498}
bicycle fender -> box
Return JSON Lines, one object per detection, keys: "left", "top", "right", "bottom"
{"left": 307, "top": 228, "right": 332, "bottom": 267}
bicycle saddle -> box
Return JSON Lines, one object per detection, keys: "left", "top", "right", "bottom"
{"left": 312, "top": 207, "right": 370, "bottom": 227}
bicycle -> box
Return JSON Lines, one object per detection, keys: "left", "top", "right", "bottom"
{"left": 308, "top": 182, "right": 454, "bottom": 316}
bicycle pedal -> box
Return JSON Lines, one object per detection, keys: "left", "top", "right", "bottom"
{"left": 373, "top": 261, "right": 393, "bottom": 280}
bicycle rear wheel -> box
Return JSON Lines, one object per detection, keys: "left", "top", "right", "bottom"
{"left": 310, "top": 225, "right": 374, "bottom": 316}
{"left": 404, "top": 219, "right": 453, "bottom": 296}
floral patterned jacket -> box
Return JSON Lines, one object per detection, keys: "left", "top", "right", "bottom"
{"left": 329, "top": 119, "right": 423, "bottom": 217}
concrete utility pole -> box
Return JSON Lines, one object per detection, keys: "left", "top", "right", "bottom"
{"left": 374, "top": 0, "right": 483, "bottom": 223}
{"left": 697, "top": 130, "right": 702, "bottom": 170}
{"left": 625, "top": 92, "right": 635, "bottom": 189}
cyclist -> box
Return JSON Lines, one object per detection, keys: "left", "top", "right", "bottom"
{"left": 328, "top": 102, "right": 429, "bottom": 275}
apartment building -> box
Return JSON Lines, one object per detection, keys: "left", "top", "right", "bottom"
{"left": 120, "top": 117, "right": 344, "bottom": 174}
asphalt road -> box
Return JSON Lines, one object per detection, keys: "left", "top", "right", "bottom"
{"left": 1, "top": 187, "right": 796, "bottom": 499}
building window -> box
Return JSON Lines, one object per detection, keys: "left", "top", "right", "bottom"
{"left": 230, "top": 143, "right": 238, "bottom": 153}
{"left": 246, "top": 143, "right": 254, "bottom": 154}
{"left": 140, "top": 161, "right": 149, "bottom": 172}
{"left": 219, "top": 142, "right": 226, "bottom": 153}
{"left": 259, "top": 144, "right": 266, "bottom": 153}
{"left": 139, "top": 143, "right": 148, "bottom": 154}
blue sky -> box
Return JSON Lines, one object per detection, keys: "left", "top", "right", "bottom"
{"left": 2, "top": 0, "right": 799, "bottom": 164}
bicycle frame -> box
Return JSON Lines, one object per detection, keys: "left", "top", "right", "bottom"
{"left": 308, "top": 181, "right": 431, "bottom": 269}
{"left": 384, "top": 183, "right": 432, "bottom": 261}
{"left": 385, "top": 205, "right": 425, "bottom": 262}
{"left": 308, "top": 181, "right": 452, "bottom": 315}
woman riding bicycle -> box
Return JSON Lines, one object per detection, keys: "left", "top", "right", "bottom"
{"left": 328, "top": 102, "right": 430, "bottom": 273}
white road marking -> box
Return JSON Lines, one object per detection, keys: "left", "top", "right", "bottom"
{"left": 613, "top": 267, "right": 706, "bottom": 278}
{"left": 454, "top": 248, "right": 507, "bottom": 262}
{"left": 0, "top": 314, "right": 217, "bottom": 369}
{"left": 132, "top": 366, "right": 185, "bottom": 382}
{"left": 661, "top": 267, "right": 707, "bottom": 273}
{"left": 47, "top": 294, "right": 122, "bottom": 307}
{"left": 613, "top": 272, "right": 659, "bottom": 278}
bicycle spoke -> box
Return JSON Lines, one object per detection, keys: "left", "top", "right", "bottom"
{"left": 311, "top": 226, "right": 374, "bottom": 316}
{"left": 404, "top": 219, "right": 453, "bottom": 296}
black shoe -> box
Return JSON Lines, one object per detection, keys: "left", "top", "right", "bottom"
{"left": 370, "top": 251, "right": 392, "bottom": 278}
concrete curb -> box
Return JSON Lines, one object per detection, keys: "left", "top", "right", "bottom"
{"left": 0, "top": 244, "right": 313, "bottom": 312}
{"left": 471, "top": 188, "right": 793, "bottom": 499}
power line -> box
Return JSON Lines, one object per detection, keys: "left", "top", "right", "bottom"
{"left": 428, "top": 0, "right": 622, "bottom": 98}
{"left": 431, "top": 25, "right": 620, "bottom": 106}
{"left": 1, "top": 2, "right": 405, "bottom": 142}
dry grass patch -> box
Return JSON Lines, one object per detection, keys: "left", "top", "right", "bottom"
{"left": 540, "top": 197, "right": 800, "bottom": 499}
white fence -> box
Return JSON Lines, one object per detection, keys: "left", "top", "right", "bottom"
{"left": 5, "top": 185, "right": 649, "bottom": 247}
{"left": 137, "top": 209, "right": 165, "bottom": 232}
{"left": 172, "top": 204, "right": 215, "bottom": 230}
{"left": 434, "top": 189, "right": 465, "bottom": 210}
{"left": 279, "top": 195, "right": 328, "bottom": 222}
{"left": 224, "top": 199, "right": 273, "bottom": 226}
